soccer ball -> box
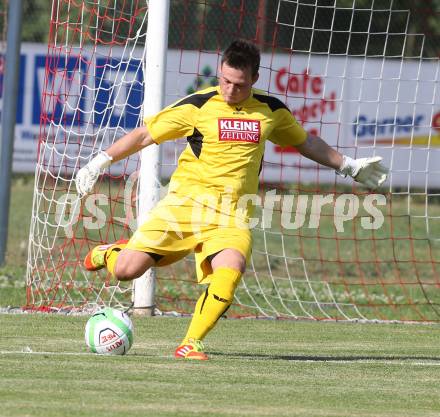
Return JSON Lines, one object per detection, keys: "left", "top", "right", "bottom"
{"left": 85, "top": 307, "right": 133, "bottom": 355}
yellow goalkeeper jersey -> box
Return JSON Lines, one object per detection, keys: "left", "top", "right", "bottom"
{"left": 144, "top": 86, "right": 307, "bottom": 204}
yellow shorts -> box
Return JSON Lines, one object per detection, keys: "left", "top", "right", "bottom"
{"left": 125, "top": 194, "right": 252, "bottom": 283}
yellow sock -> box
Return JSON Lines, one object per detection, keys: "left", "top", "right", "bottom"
{"left": 182, "top": 267, "right": 242, "bottom": 343}
{"left": 105, "top": 244, "right": 126, "bottom": 276}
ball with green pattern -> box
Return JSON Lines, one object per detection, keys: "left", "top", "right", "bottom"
{"left": 85, "top": 308, "right": 133, "bottom": 355}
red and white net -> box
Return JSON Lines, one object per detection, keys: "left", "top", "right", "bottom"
{"left": 27, "top": 0, "right": 440, "bottom": 322}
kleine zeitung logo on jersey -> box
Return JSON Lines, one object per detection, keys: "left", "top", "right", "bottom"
{"left": 218, "top": 118, "right": 261, "bottom": 143}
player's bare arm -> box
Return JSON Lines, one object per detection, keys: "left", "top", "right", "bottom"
{"left": 295, "top": 133, "right": 343, "bottom": 170}
{"left": 75, "top": 126, "right": 155, "bottom": 196}
{"left": 105, "top": 126, "right": 155, "bottom": 162}
{"left": 296, "top": 133, "right": 389, "bottom": 189}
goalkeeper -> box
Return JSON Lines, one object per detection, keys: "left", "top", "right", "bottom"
{"left": 76, "top": 39, "right": 388, "bottom": 360}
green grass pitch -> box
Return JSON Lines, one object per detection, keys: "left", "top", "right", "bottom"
{"left": 1, "top": 314, "right": 440, "bottom": 417}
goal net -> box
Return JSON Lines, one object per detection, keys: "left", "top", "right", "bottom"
{"left": 27, "top": 0, "right": 440, "bottom": 322}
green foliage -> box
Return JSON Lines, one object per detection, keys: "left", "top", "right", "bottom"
{"left": 267, "top": 0, "right": 440, "bottom": 57}
{"left": 10, "top": 1, "right": 440, "bottom": 57}
{"left": 21, "top": 0, "right": 51, "bottom": 43}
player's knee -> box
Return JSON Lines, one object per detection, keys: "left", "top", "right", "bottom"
{"left": 113, "top": 261, "right": 139, "bottom": 281}
{"left": 114, "top": 265, "right": 147, "bottom": 281}
{"left": 211, "top": 249, "right": 246, "bottom": 273}
{"left": 230, "top": 257, "right": 246, "bottom": 274}
{"left": 113, "top": 254, "right": 151, "bottom": 281}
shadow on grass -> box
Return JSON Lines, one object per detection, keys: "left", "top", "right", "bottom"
{"left": 209, "top": 352, "right": 440, "bottom": 362}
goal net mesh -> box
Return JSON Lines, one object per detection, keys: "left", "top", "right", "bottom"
{"left": 27, "top": 0, "right": 440, "bottom": 322}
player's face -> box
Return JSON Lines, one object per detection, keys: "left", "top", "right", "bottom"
{"left": 219, "top": 63, "right": 259, "bottom": 105}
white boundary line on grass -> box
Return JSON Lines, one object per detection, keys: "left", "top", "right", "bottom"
{"left": 0, "top": 350, "right": 97, "bottom": 356}
{"left": 1, "top": 350, "right": 440, "bottom": 367}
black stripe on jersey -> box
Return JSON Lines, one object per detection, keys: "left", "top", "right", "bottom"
{"left": 172, "top": 90, "right": 219, "bottom": 109}
{"left": 253, "top": 93, "right": 290, "bottom": 112}
{"left": 258, "top": 154, "right": 264, "bottom": 175}
{"left": 187, "top": 128, "right": 204, "bottom": 158}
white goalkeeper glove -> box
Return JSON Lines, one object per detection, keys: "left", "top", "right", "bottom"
{"left": 75, "top": 151, "right": 113, "bottom": 197}
{"left": 337, "top": 155, "right": 388, "bottom": 189}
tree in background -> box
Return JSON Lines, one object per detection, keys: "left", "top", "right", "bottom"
{"left": 21, "top": 0, "right": 50, "bottom": 43}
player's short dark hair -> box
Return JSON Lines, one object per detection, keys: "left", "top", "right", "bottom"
{"left": 221, "top": 40, "right": 260, "bottom": 77}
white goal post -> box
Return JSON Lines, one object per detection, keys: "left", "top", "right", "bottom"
{"left": 133, "top": 0, "right": 170, "bottom": 315}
